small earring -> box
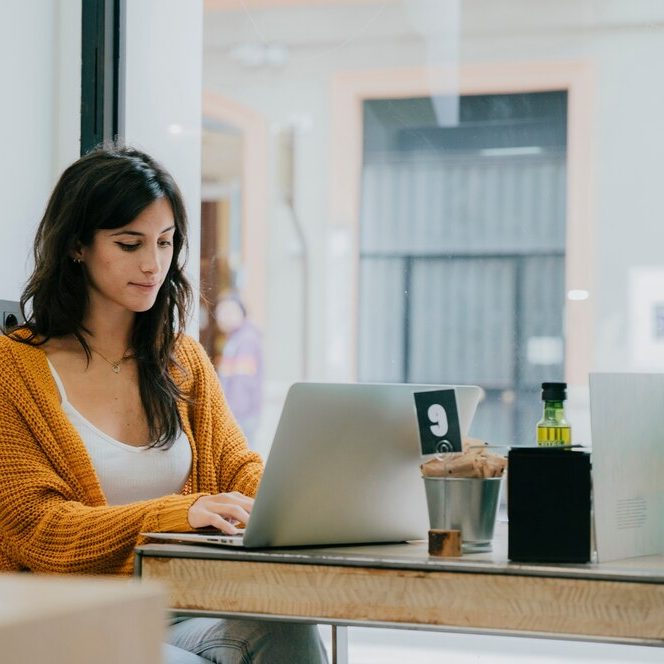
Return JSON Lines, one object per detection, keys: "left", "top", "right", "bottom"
{"left": 73, "top": 257, "right": 82, "bottom": 264}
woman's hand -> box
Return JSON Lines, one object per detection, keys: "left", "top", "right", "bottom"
{"left": 187, "top": 491, "right": 254, "bottom": 534}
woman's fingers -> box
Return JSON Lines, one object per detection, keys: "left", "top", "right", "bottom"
{"left": 213, "top": 502, "right": 251, "bottom": 525}
{"left": 187, "top": 492, "right": 254, "bottom": 531}
{"left": 214, "top": 491, "right": 254, "bottom": 512}
{"left": 208, "top": 512, "right": 241, "bottom": 535}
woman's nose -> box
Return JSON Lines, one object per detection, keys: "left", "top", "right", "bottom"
{"left": 140, "top": 245, "right": 160, "bottom": 273}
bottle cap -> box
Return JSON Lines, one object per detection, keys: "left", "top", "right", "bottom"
{"left": 541, "top": 382, "right": 567, "bottom": 401}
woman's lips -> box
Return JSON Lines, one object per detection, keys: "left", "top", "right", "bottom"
{"left": 130, "top": 282, "right": 158, "bottom": 292}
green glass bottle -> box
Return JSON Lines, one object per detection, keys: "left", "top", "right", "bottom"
{"left": 536, "top": 382, "right": 572, "bottom": 446}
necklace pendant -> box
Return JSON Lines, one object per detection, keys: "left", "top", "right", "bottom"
{"left": 111, "top": 363, "right": 121, "bottom": 374}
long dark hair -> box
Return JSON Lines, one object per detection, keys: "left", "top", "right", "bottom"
{"left": 13, "top": 144, "right": 193, "bottom": 449}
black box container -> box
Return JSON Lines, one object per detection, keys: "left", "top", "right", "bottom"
{"left": 508, "top": 447, "right": 591, "bottom": 563}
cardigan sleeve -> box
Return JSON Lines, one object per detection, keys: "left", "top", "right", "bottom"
{"left": 177, "top": 336, "right": 263, "bottom": 497}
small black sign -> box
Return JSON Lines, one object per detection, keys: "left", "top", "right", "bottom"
{"left": 414, "top": 389, "right": 462, "bottom": 455}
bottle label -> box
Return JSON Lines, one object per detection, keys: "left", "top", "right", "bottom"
{"left": 537, "top": 425, "right": 572, "bottom": 446}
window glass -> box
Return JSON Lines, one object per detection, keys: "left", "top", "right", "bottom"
{"left": 201, "top": 0, "right": 664, "bottom": 455}
{"left": 359, "top": 92, "right": 567, "bottom": 443}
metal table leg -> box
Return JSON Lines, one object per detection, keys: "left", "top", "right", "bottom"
{"left": 331, "top": 625, "right": 349, "bottom": 664}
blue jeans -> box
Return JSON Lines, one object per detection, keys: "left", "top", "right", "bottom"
{"left": 165, "top": 617, "right": 329, "bottom": 664}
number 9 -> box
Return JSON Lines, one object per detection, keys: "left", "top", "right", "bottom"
{"left": 427, "top": 403, "right": 448, "bottom": 437}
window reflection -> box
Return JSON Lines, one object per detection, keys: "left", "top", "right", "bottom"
{"left": 202, "top": 0, "right": 664, "bottom": 453}
{"left": 358, "top": 92, "right": 567, "bottom": 444}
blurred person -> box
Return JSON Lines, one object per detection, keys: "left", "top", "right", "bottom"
{"left": 0, "top": 144, "right": 327, "bottom": 664}
{"left": 215, "top": 293, "right": 263, "bottom": 446}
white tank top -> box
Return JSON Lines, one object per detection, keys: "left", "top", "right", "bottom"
{"left": 47, "top": 359, "right": 192, "bottom": 506}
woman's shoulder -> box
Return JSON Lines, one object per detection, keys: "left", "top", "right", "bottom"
{"left": 0, "top": 334, "right": 13, "bottom": 363}
{"left": 0, "top": 329, "right": 40, "bottom": 361}
{"left": 171, "top": 334, "right": 216, "bottom": 394}
{"left": 0, "top": 330, "right": 48, "bottom": 394}
{"left": 175, "top": 333, "right": 205, "bottom": 359}
{"left": 174, "top": 334, "right": 213, "bottom": 373}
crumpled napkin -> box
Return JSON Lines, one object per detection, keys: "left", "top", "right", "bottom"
{"left": 421, "top": 440, "right": 506, "bottom": 478}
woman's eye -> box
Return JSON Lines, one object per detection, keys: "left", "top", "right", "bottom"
{"left": 158, "top": 239, "right": 173, "bottom": 248}
{"left": 116, "top": 242, "right": 140, "bottom": 251}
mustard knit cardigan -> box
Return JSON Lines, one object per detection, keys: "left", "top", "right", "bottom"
{"left": 0, "top": 333, "right": 263, "bottom": 575}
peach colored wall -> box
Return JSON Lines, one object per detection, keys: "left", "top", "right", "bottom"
{"left": 202, "top": 91, "right": 269, "bottom": 329}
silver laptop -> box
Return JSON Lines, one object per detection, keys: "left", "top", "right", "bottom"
{"left": 145, "top": 381, "right": 482, "bottom": 548}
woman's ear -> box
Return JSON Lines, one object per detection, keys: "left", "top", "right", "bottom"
{"left": 70, "top": 242, "right": 84, "bottom": 264}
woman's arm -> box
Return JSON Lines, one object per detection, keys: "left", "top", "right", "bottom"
{"left": 0, "top": 402, "right": 205, "bottom": 574}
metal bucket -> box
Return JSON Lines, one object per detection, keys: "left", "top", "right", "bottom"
{"left": 422, "top": 476, "right": 503, "bottom": 552}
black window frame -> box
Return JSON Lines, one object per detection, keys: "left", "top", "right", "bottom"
{"left": 81, "top": 0, "right": 121, "bottom": 155}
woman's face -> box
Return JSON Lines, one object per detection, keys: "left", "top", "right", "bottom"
{"left": 77, "top": 197, "right": 176, "bottom": 316}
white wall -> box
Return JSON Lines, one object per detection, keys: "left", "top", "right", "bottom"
{"left": 54, "top": 1, "right": 83, "bottom": 178}
{"left": 122, "top": 0, "right": 203, "bottom": 331}
{"left": 0, "top": 0, "right": 80, "bottom": 301}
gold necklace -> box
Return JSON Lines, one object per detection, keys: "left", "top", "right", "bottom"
{"left": 90, "top": 346, "right": 133, "bottom": 374}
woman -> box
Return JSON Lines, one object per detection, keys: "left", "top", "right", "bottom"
{"left": 0, "top": 145, "right": 327, "bottom": 664}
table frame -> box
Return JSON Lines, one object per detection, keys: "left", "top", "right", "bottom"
{"left": 135, "top": 531, "right": 664, "bottom": 663}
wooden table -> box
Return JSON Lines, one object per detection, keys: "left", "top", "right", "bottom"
{"left": 134, "top": 525, "right": 664, "bottom": 663}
